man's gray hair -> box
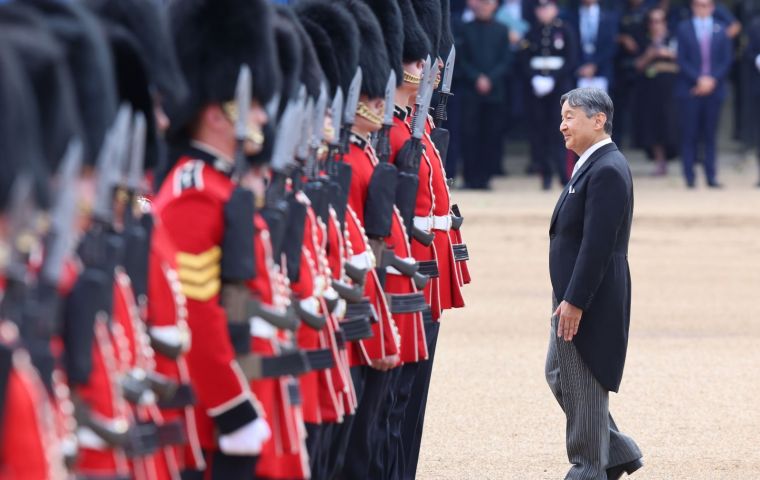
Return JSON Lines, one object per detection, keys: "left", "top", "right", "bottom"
{"left": 560, "top": 88, "right": 614, "bottom": 134}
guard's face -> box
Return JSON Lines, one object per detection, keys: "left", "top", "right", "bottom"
{"left": 559, "top": 102, "right": 605, "bottom": 154}
{"left": 536, "top": 4, "right": 558, "bottom": 25}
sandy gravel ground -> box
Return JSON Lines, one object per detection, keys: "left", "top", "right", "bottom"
{"left": 416, "top": 153, "right": 760, "bottom": 479}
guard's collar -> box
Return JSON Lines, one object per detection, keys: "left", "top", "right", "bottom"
{"left": 187, "top": 141, "right": 234, "bottom": 177}
{"left": 394, "top": 105, "right": 408, "bottom": 121}
{"left": 349, "top": 132, "right": 369, "bottom": 150}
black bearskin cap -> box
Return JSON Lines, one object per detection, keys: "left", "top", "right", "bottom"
{"left": 277, "top": 6, "right": 325, "bottom": 100}
{"left": 0, "top": 44, "right": 45, "bottom": 211}
{"left": 26, "top": 0, "right": 118, "bottom": 167}
{"left": 84, "top": 0, "right": 187, "bottom": 106}
{"left": 294, "top": 0, "right": 359, "bottom": 95}
{"left": 0, "top": 4, "right": 82, "bottom": 175}
{"left": 339, "top": 0, "right": 390, "bottom": 99}
{"left": 361, "top": 0, "right": 404, "bottom": 87}
{"left": 167, "top": 0, "right": 281, "bottom": 139}
{"left": 397, "top": 0, "right": 430, "bottom": 63}
{"left": 411, "top": 0, "right": 442, "bottom": 60}
{"left": 102, "top": 23, "right": 163, "bottom": 171}
{"left": 439, "top": 0, "right": 454, "bottom": 59}
{"left": 273, "top": 8, "right": 303, "bottom": 109}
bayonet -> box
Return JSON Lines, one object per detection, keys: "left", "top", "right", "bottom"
{"left": 296, "top": 97, "right": 314, "bottom": 162}
{"left": 329, "top": 88, "right": 344, "bottom": 147}
{"left": 441, "top": 46, "right": 456, "bottom": 95}
{"left": 92, "top": 104, "right": 132, "bottom": 225}
{"left": 412, "top": 59, "right": 437, "bottom": 140}
{"left": 374, "top": 70, "right": 397, "bottom": 163}
{"left": 434, "top": 47, "right": 455, "bottom": 127}
{"left": 382, "top": 70, "right": 396, "bottom": 126}
{"left": 126, "top": 112, "right": 147, "bottom": 194}
{"left": 233, "top": 64, "right": 252, "bottom": 180}
{"left": 308, "top": 83, "right": 329, "bottom": 177}
{"left": 340, "top": 68, "right": 362, "bottom": 152}
{"left": 40, "top": 138, "right": 83, "bottom": 287}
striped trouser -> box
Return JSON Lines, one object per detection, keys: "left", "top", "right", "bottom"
{"left": 545, "top": 313, "right": 641, "bottom": 480}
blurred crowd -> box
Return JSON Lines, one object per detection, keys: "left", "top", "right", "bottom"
{"left": 445, "top": 0, "right": 760, "bottom": 189}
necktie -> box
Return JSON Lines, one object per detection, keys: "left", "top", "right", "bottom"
{"left": 699, "top": 22, "right": 711, "bottom": 75}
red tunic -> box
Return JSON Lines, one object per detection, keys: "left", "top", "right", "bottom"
{"left": 423, "top": 117, "right": 465, "bottom": 310}
{"left": 0, "top": 322, "right": 67, "bottom": 480}
{"left": 147, "top": 219, "right": 205, "bottom": 471}
{"left": 152, "top": 146, "right": 261, "bottom": 450}
{"left": 344, "top": 135, "right": 401, "bottom": 361}
{"left": 389, "top": 107, "right": 441, "bottom": 320}
{"left": 247, "top": 214, "right": 310, "bottom": 480}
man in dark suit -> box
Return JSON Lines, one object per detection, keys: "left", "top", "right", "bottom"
{"left": 458, "top": 0, "right": 513, "bottom": 189}
{"left": 675, "top": 0, "right": 733, "bottom": 188}
{"left": 747, "top": 16, "right": 760, "bottom": 186}
{"left": 565, "top": 0, "right": 619, "bottom": 90}
{"left": 547, "top": 88, "right": 642, "bottom": 480}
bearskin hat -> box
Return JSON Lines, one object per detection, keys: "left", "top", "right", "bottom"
{"left": 411, "top": 0, "right": 442, "bottom": 60}
{"left": 338, "top": 0, "right": 390, "bottom": 99}
{"left": 84, "top": 0, "right": 187, "bottom": 106}
{"left": 26, "top": 0, "right": 118, "bottom": 167}
{"left": 273, "top": 8, "right": 304, "bottom": 110}
{"left": 397, "top": 0, "right": 430, "bottom": 63}
{"left": 0, "top": 4, "right": 82, "bottom": 175}
{"left": 294, "top": 0, "right": 359, "bottom": 95}
{"left": 276, "top": 6, "right": 325, "bottom": 100}
{"left": 167, "top": 0, "right": 280, "bottom": 138}
{"left": 439, "top": 0, "right": 454, "bottom": 59}
{"left": 361, "top": 0, "right": 404, "bottom": 87}
{"left": 0, "top": 43, "right": 45, "bottom": 211}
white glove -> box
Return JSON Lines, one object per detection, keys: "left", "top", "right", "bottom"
{"left": 531, "top": 75, "right": 555, "bottom": 97}
{"left": 218, "top": 417, "right": 271, "bottom": 456}
{"left": 755, "top": 53, "right": 760, "bottom": 73}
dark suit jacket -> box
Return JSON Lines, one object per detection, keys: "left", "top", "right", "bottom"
{"left": 565, "top": 7, "right": 619, "bottom": 83}
{"left": 457, "top": 18, "right": 513, "bottom": 104}
{"left": 549, "top": 142, "right": 633, "bottom": 392}
{"left": 674, "top": 19, "right": 733, "bottom": 99}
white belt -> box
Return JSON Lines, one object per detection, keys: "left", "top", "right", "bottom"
{"left": 348, "top": 251, "right": 374, "bottom": 270}
{"left": 530, "top": 56, "right": 565, "bottom": 71}
{"left": 432, "top": 215, "right": 452, "bottom": 231}
{"left": 414, "top": 215, "right": 452, "bottom": 232}
{"left": 250, "top": 316, "right": 277, "bottom": 339}
{"left": 386, "top": 256, "right": 416, "bottom": 276}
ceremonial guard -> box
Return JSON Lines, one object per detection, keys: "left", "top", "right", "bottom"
{"left": 152, "top": 0, "right": 280, "bottom": 476}
{"left": 0, "top": 0, "right": 471, "bottom": 478}
{"left": 521, "top": 0, "right": 578, "bottom": 189}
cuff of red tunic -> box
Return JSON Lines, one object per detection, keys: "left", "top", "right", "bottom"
{"left": 212, "top": 398, "right": 259, "bottom": 435}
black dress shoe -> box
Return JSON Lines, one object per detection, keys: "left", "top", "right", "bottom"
{"left": 707, "top": 181, "right": 723, "bottom": 189}
{"left": 606, "top": 458, "right": 643, "bottom": 480}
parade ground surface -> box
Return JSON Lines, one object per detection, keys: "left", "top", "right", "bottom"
{"left": 417, "top": 151, "right": 760, "bottom": 479}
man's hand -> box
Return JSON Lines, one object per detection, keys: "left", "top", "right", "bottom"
{"left": 691, "top": 75, "right": 716, "bottom": 96}
{"left": 370, "top": 354, "right": 400, "bottom": 371}
{"left": 475, "top": 74, "right": 492, "bottom": 95}
{"left": 618, "top": 34, "right": 639, "bottom": 54}
{"left": 554, "top": 300, "right": 583, "bottom": 342}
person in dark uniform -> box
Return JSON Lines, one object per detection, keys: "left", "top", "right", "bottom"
{"left": 747, "top": 15, "right": 760, "bottom": 186}
{"left": 521, "top": 0, "right": 578, "bottom": 189}
{"left": 457, "top": 0, "right": 513, "bottom": 190}
{"left": 611, "top": 0, "right": 649, "bottom": 145}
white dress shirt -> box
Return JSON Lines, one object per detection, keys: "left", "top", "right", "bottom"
{"left": 579, "top": 4, "right": 600, "bottom": 49}
{"left": 571, "top": 137, "right": 612, "bottom": 179}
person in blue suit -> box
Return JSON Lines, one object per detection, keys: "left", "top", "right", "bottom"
{"left": 675, "top": 0, "right": 733, "bottom": 188}
{"left": 564, "top": 0, "right": 619, "bottom": 90}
